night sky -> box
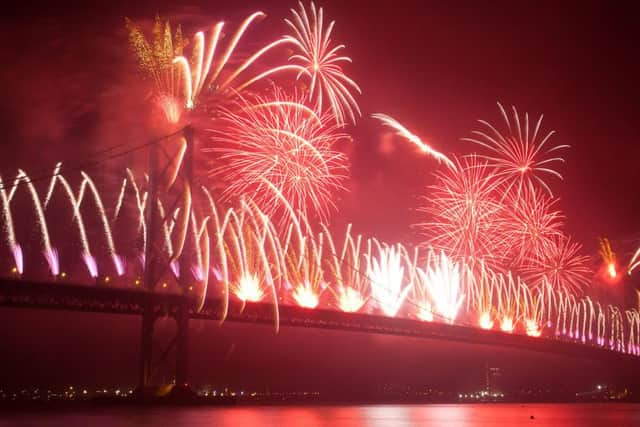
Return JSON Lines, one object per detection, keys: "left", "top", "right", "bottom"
{"left": 0, "top": 0, "right": 639, "bottom": 391}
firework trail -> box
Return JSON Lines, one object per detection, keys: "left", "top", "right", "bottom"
{"left": 17, "top": 170, "right": 58, "bottom": 275}
{"left": 462, "top": 103, "right": 569, "bottom": 196}
{"left": 205, "top": 89, "right": 349, "bottom": 222}
{"left": 521, "top": 285, "right": 545, "bottom": 337}
{"left": 495, "top": 272, "right": 522, "bottom": 333}
{"left": 323, "top": 224, "right": 368, "bottom": 312}
{"left": 467, "top": 262, "right": 497, "bottom": 329}
{"left": 54, "top": 175, "right": 97, "bottom": 278}
{"left": 284, "top": 1, "right": 361, "bottom": 127}
{"left": 372, "top": 114, "right": 455, "bottom": 168}
{"left": 79, "top": 172, "right": 124, "bottom": 276}
{"left": 630, "top": 248, "right": 640, "bottom": 275}
{"left": 0, "top": 176, "right": 22, "bottom": 274}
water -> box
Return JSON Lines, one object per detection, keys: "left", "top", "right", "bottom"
{"left": 1, "top": 404, "right": 639, "bottom": 426}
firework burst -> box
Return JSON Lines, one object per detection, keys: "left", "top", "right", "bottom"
{"left": 521, "top": 235, "right": 592, "bottom": 294}
{"left": 125, "top": 14, "right": 186, "bottom": 123}
{"left": 502, "top": 183, "right": 564, "bottom": 266}
{"left": 462, "top": 103, "right": 569, "bottom": 196}
{"left": 205, "top": 89, "right": 349, "bottom": 222}
{"left": 419, "top": 156, "right": 506, "bottom": 269}
{"left": 284, "top": 1, "right": 361, "bottom": 127}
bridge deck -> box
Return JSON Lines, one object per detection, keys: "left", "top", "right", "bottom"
{"left": 0, "top": 278, "right": 636, "bottom": 365}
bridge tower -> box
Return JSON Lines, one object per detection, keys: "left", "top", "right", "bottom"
{"left": 138, "top": 125, "right": 195, "bottom": 396}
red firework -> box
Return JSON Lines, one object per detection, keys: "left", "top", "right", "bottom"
{"left": 521, "top": 235, "right": 592, "bottom": 294}
{"left": 501, "top": 182, "right": 565, "bottom": 267}
{"left": 419, "top": 156, "right": 507, "bottom": 269}
{"left": 462, "top": 103, "right": 569, "bottom": 196}
{"left": 284, "top": 1, "right": 361, "bottom": 127}
{"left": 204, "top": 88, "right": 349, "bottom": 221}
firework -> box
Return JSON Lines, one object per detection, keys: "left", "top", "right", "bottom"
{"left": 2, "top": 158, "right": 638, "bottom": 357}
{"left": 125, "top": 15, "right": 186, "bottom": 123}
{"left": 630, "top": 247, "right": 640, "bottom": 275}
{"left": 415, "top": 250, "right": 465, "bottom": 324}
{"left": 372, "top": 114, "right": 455, "bottom": 168}
{"left": 284, "top": 1, "right": 361, "bottom": 127}
{"left": 79, "top": 172, "right": 123, "bottom": 276}
{"left": 467, "top": 262, "right": 497, "bottom": 329}
{"left": 17, "top": 170, "right": 58, "bottom": 275}
{"left": 501, "top": 183, "right": 564, "bottom": 267}
{"left": 0, "top": 176, "right": 22, "bottom": 274}
{"left": 323, "top": 224, "right": 369, "bottom": 313}
{"left": 172, "top": 12, "right": 294, "bottom": 110}
{"left": 598, "top": 237, "right": 618, "bottom": 281}
{"left": 462, "top": 103, "right": 569, "bottom": 196}
{"left": 495, "top": 272, "right": 522, "bottom": 333}
{"left": 419, "top": 156, "right": 506, "bottom": 268}
{"left": 366, "top": 243, "right": 413, "bottom": 317}
{"left": 205, "top": 89, "right": 349, "bottom": 222}
{"left": 521, "top": 235, "right": 592, "bottom": 294}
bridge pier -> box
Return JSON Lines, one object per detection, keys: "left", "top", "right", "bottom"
{"left": 138, "top": 301, "right": 155, "bottom": 391}
{"left": 175, "top": 303, "right": 190, "bottom": 388}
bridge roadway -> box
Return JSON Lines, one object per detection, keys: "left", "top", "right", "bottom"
{"left": 0, "top": 278, "right": 636, "bottom": 365}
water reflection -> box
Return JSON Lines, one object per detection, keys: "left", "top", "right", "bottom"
{"left": 1, "top": 404, "right": 639, "bottom": 427}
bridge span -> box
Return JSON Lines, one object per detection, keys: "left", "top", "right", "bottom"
{"left": 1, "top": 278, "right": 637, "bottom": 378}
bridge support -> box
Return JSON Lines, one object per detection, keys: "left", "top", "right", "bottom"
{"left": 136, "top": 124, "right": 195, "bottom": 398}
{"left": 138, "top": 302, "right": 155, "bottom": 390}
{"left": 175, "top": 303, "right": 189, "bottom": 388}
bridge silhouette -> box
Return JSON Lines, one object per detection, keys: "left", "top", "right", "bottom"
{"left": 1, "top": 278, "right": 637, "bottom": 392}
{"left": 1, "top": 126, "right": 638, "bottom": 395}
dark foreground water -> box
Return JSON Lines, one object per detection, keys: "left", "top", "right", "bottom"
{"left": 1, "top": 404, "right": 639, "bottom": 426}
